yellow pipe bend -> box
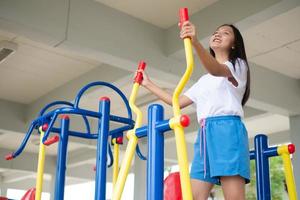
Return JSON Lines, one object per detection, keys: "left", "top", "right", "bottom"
{"left": 112, "top": 83, "right": 142, "bottom": 200}
{"left": 171, "top": 38, "right": 194, "bottom": 200}
{"left": 35, "top": 126, "right": 46, "bottom": 200}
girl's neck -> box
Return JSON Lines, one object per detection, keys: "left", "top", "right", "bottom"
{"left": 214, "top": 50, "right": 229, "bottom": 64}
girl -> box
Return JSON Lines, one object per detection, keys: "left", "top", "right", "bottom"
{"left": 140, "top": 21, "right": 250, "bottom": 200}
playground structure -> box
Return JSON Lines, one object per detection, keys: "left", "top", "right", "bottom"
{"left": 1, "top": 8, "right": 298, "bottom": 200}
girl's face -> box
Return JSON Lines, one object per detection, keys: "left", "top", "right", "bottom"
{"left": 209, "top": 26, "right": 235, "bottom": 53}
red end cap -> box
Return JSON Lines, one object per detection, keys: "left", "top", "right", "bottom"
{"left": 116, "top": 136, "right": 123, "bottom": 144}
{"left": 93, "top": 165, "right": 96, "bottom": 171}
{"left": 100, "top": 97, "right": 110, "bottom": 102}
{"left": 180, "top": 115, "right": 190, "bottom": 127}
{"left": 138, "top": 60, "right": 146, "bottom": 70}
{"left": 42, "top": 123, "right": 49, "bottom": 132}
{"left": 5, "top": 153, "right": 14, "bottom": 160}
{"left": 288, "top": 144, "right": 295, "bottom": 154}
{"left": 44, "top": 135, "right": 59, "bottom": 146}
{"left": 179, "top": 8, "right": 189, "bottom": 28}
{"left": 134, "top": 61, "right": 147, "bottom": 84}
{"left": 60, "top": 115, "right": 70, "bottom": 120}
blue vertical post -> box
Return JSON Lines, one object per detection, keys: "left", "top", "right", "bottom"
{"left": 54, "top": 115, "right": 70, "bottom": 200}
{"left": 254, "top": 134, "right": 271, "bottom": 200}
{"left": 95, "top": 97, "right": 110, "bottom": 200}
{"left": 147, "top": 104, "right": 164, "bottom": 200}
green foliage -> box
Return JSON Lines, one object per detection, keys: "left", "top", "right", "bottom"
{"left": 246, "top": 156, "right": 285, "bottom": 200}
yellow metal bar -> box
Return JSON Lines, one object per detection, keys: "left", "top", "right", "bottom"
{"left": 35, "top": 127, "right": 46, "bottom": 200}
{"left": 112, "top": 83, "right": 142, "bottom": 200}
{"left": 278, "top": 146, "right": 298, "bottom": 200}
{"left": 171, "top": 38, "right": 194, "bottom": 200}
{"left": 112, "top": 139, "right": 119, "bottom": 188}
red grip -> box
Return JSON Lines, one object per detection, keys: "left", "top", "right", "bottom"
{"left": 179, "top": 8, "right": 189, "bottom": 28}
{"left": 180, "top": 114, "right": 190, "bottom": 127}
{"left": 116, "top": 136, "right": 123, "bottom": 144}
{"left": 5, "top": 153, "right": 14, "bottom": 160}
{"left": 44, "top": 135, "right": 59, "bottom": 146}
{"left": 288, "top": 144, "right": 295, "bottom": 154}
{"left": 42, "top": 123, "right": 49, "bottom": 132}
{"left": 134, "top": 61, "right": 147, "bottom": 84}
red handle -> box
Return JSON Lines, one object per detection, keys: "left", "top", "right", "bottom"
{"left": 179, "top": 8, "right": 189, "bottom": 28}
{"left": 116, "top": 136, "right": 123, "bottom": 144}
{"left": 42, "top": 123, "right": 49, "bottom": 132}
{"left": 5, "top": 153, "right": 14, "bottom": 160}
{"left": 134, "top": 61, "right": 147, "bottom": 84}
{"left": 288, "top": 144, "right": 295, "bottom": 154}
{"left": 44, "top": 135, "right": 59, "bottom": 146}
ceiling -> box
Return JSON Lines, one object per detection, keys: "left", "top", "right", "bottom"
{"left": 245, "top": 6, "right": 300, "bottom": 78}
{"left": 94, "top": 0, "right": 219, "bottom": 28}
{"left": 0, "top": 33, "right": 101, "bottom": 104}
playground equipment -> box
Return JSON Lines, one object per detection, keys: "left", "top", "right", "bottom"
{"left": 5, "top": 82, "right": 136, "bottom": 200}
{"left": 112, "top": 61, "right": 147, "bottom": 199}
{"left": 250, "top": 134, "right": 297, "bottom": 200}
{"left": 112, "top": 8, "right": 194, "bottom": 200}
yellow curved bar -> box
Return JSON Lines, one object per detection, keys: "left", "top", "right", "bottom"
{"left": 112, "top": 139, "right": 119, "bottom": 189}
{"left": 278, "top": 146, "right": 298, "bottom": 200}
{"left": 112, "top": 83, "right": 142, "bottom": 200}
{"left": 171, "top": 38, "right": 194, "bottom": 200}
{"left": 35, "top": 127, "right": 46, "bottom": 200}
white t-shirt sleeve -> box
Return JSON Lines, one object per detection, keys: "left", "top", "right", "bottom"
{"left": 224, "top": 58, "right": 248, "bottom": 88}
{"left": 184, "top": 81, "right": 199, "bottom": 103}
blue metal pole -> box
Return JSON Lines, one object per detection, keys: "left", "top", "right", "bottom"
{"left": 54, "top": 115, "right": 70, "bottom": 200}
{"left": 95, "top": 97, "right": 110, "bottom": 200}
{"left": 147, "top": 104, "right": 164, "bottom": 200}
{"left": 254, "top": 134, "right": 271, "bottom": 200}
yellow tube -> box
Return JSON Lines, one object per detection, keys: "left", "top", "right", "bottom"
{"left": 171, "top": 37, "right": 194, "bottom": 200}
{"left": 278, "top": 146, "right": 298, "bottom": 200}
{"left": 112, "top": 83, "right": 142, "bottom": 200}
{"left": 112, "top": 139, "right": 119, "bottom": 189}
{"left": 35, "top": 127, "right": 46, "bottom": 200}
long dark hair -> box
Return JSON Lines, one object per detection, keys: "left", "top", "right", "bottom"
{"left": 209, "top": 24, "right": 250, "bottom": 106}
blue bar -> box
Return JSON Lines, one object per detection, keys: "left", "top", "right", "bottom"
{"left": 94, "top": 98, "right": 110, "bottom": 200}
{"left": 254, "top": 134, "right": 271, "bottom": 200}
{"left": 147, "top": 104, "right": 164, "bottom": 200}
{"left": 54, "top": 116, "right": 70, "bottom": 200}
{"left": 263, "top": 146, "right": 278, "bottom": 157}
{"left": 250, "top": 150, "right": 255, "bottom": 160}
{"left": 156, "top": 119, "right": 171, "bottom": 132}
{"left": 136, "top": 125, "right": 148, "bottom": 138}
{"left": 250, "top": 146, "right": 278, "bottom": 160}
{"left": 136, "top": 119, "right": 171, "bottom": 138}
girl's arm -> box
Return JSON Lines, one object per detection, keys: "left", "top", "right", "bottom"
{"left": 180, "top": 21, "right": 233, "bottom": 78}
{"left": 141, "top": 71, "right": 193, "bottom": 109}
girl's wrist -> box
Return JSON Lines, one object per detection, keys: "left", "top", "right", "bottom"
{"left": 143, "top": 79, "right": 152, "bottom": 89}
{"left": 191, "top": 38, "right": 200, "bottom": 47}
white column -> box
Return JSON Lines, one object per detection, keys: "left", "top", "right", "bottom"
{"left": 0, "top": 181, "right": 8, "bottom": 197}
{"left": 133, "top": 144, "right": 147, "bottom": 200}
{"left": 289, "top": 115, "right": 300, "bottom": 195}
{"left": 48, "top": 160, "right": 57, "bottom": 200}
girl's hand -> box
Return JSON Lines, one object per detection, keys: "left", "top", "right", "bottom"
{"left": 135, "top": 70, "right": 151, "bottom": 87}
{"left": 179, "top": 21, "right": 199, "bottom": 45}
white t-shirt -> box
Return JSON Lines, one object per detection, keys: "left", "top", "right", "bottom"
{"left": 184, "top": 58, "right": 248, "bottom": 122}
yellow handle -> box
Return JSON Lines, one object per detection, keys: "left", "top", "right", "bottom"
{"left": 171, "top": 38, "right": 194, "bottom": 200}
{"left": 35, "top": 127, "right": 46, "bottom": 200}
{"left": 112, "top": 139, "right": 119, "bottom": 189}
{"left": 278, "top": 145, "right": 298, "bottom": 200}
{"left": 112, "top": 83, "right": 142, "bottom": 200}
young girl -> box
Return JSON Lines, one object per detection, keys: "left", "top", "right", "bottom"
{"left": 140, "top": 21, "right": 250, "bottom": 199}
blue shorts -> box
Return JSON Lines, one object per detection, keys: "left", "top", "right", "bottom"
{"left": 190, "top": 115, "right": 250, "bottom": 185}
